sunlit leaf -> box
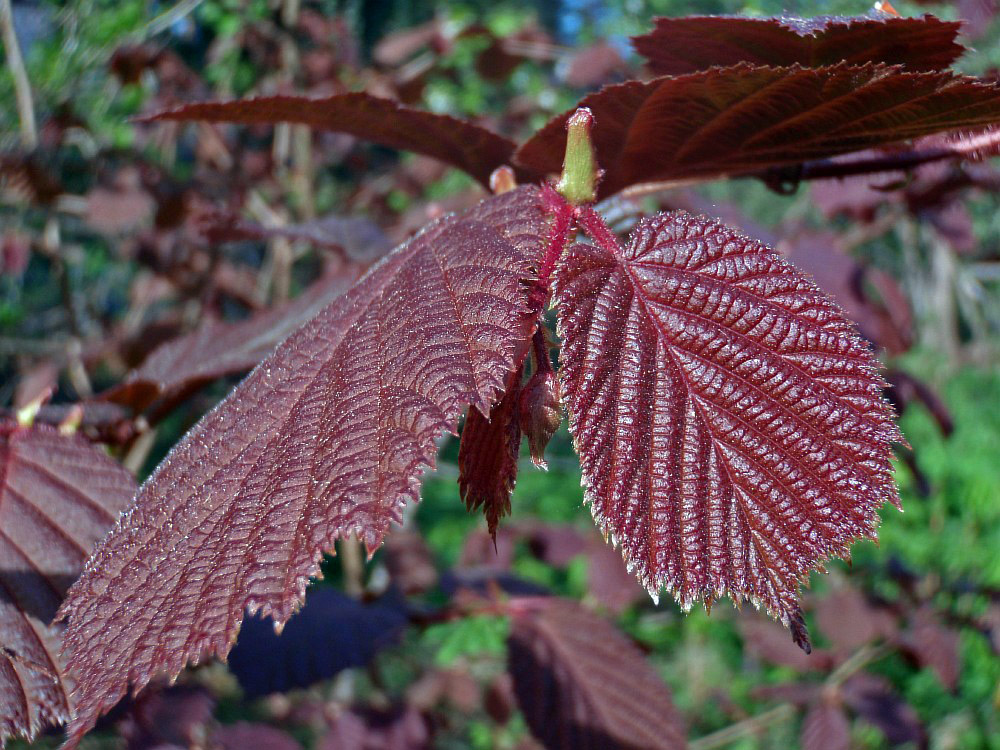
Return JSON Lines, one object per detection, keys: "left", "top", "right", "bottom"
{"left": 633, "top": 14, "right": 964, "bottom": 76}
{"left": 554, "top": 209, "right": 901, "bottom": 637}
{"left": 57, "top": 186, "right": 553, "bottom": 743}
{"left": 516, "top": 65, "right": 1000, "bottom": 198}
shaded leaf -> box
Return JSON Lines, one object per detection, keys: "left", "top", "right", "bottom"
{"left": 146, "top": 93, "right": 521, "bottom": 187}
{"left": 319, "top": 705, "right": 429, "bottom": 750}
{"left": 584, "top": 538, "right": 647, "bottom": 615}
{"left": 458, "top": 365, "right": 524, "bottom": 539}
{"left": 201, "top": 211, "right": 393, "bottom": 266}
{"left": 57, "top": 186, "right": 553, "bottom": 743}
{"left": 801, "top": 699, "right": 851, "bottom": 750}
{"left": 781, "top": 231, "right": 913, "bottom": 355}
{"left": 105, "top": 268, "right": 368, "bottom": 414}
{"left": 813, "top": 586, "right": 897, "bottom": 653}
{"left": 841, "top": 672, "right": 926, "bottom": 747}
{"left": 633, "top": 14, "right": 964, "bottom": 76}
{"left": 902, "top": 608, "right": 961, "bottom": 690}
{"left": 0, "top": 420, "right": 135, "bottom": 745}
{"left": 117, "top": 684, "right": 215, "bottom": 750}
{"left": 508, "top": 598, "right": 686, "bottom": 750}
{"left": 515, "top": 65, "right": 1000, "bottom": 198}
{"left": 382, "top": 531, "right": 438, "bottom": 596}
{"left": 227, "top": 588, "right": 407, "bottom": 698}
{"left": 213, "top": 722, "right": 302, "bottom": 750}
{"left": 555, "top": 210, "right": 900, "bottom": 632}
{"left": 740, "top": 616, "right": 833, "bottom": 672}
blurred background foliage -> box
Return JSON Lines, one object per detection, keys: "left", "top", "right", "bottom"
{"left": 2, "top": 0, "right": 1000, "bottom": 748}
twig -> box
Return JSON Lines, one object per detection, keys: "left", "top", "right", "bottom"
{"left": 339, "top": 537, "right": 364, "bottom": 598}
{"left": 0, "top": 0, "right": 38, "bottom": 149}
{"left": 689, "top": 703, "right": 796, "bottom": 750}
{"left": 825, "top": 643, "right": 887, "bottom": 689}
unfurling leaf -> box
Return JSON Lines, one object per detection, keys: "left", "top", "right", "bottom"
{"left": 554, "top": 209, "right": 901, "bottom": 637}
{"left": 515, "top": 65, "right": 1000, "bottom": 198}
{"left": 508, "top": 598, "right": 686, "bottom": 750}
{"left": 0, "top": 420, "right": 135, "bottom": 745}
{"left": 145, "top": 92, "right": 522, "bottom": 187}
{"left": 458, "top": 364, "right": 524, "bottom": 539}
{"left": 519, "top": 369, "right": 561, "bottom": 469}
{"left": 633, "top": 14, "right": 964, "bottom": 76}
{"left": 57, "top": 186, "right": 553, "bottom": 744}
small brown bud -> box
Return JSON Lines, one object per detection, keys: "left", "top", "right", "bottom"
{"left": 519, "top": 370, "right": 561, "bottom": 469}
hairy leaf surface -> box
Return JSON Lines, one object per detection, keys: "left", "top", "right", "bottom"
{"left": 0, "top": 420, "right": 135, "bottom": 745}
{"left": 554, "top": 211, "right": 901, "bottom": 631}
{"left": 633, "top": 14, "right": 964, "bottom": 76}
{"left": 458, "top": 365, "right": 524, "bottom": 540}
{"left": 508, "top": 599, "right": 686, "bottom": 750}
{"left": 57, "top": 186, "right": 552, "bottom": 743}
{"left": 515, "top": 65, "right": 1000, "bottom": 198}
{"left": 145, "top": 93, "right": 521, "bottom": 187}
{"left": 105, "top": 270, "right": 364, "bottom": 414}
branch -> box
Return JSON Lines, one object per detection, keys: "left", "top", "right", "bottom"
{"left": 0, "top": 0, "right": 37, "bottom": 149}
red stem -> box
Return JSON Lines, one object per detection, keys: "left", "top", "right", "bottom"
{"left": 574, "top": 203, "right": 623, "bottom": 257}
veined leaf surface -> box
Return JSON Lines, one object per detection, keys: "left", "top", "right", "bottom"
{"left": 515, "top": 64, "right": 1000, "bottom": 198}
{"left": 554, "top": 210, "right": 901, "bottom": 632}
{"left": 57, "top": 186, "right": 552, "bottom": 743}
{"left": 145, "top": 92, "right": 521, "bottom": 187}
{"left": 508, "top": 598, "right": 686, "bottom": 750}
{"left": 0, "top": 421, "right": 135, "bottom": 745}
{"left": 633, "top": 14, "right": 964, "bottom": 76}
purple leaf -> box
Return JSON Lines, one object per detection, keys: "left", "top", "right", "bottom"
{"left": 57, "top": 186, "right": 553, "bottom": 744}
{"left": 516, "top": 65, "right": 1000, "bottom": 198}
{"left": 0, "top": 420, "right": 135, "bottom": 745}
{"left": 145, "top": 93, "right": 522, "bottom": 187}
{"left": 508, "top": 598, "right": 686, "bottom": 750}
{"left": 555, "top": 209, "right": 901, "bottom": 636}
{"left": 633, "top": 14, "right": 964, "bottom": 76}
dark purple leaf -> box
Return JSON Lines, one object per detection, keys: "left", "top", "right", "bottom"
{"left": 213, "top": 722, "right": 302, "bottom": 750}
{"left": 584, "top": 539, "right": 647, "bottom": 615}
{"left": 319, "top": 705, "right": 429, "bottom": 750}
{"left": 555, "top": 209, "right": 901, "bottom": 635}
{"left": 382, "top": 531, "right": 438, "bottom": 596}
{"left": 842, "top": 672, "right": 926, "bottom": 747}
{"left": 902, "top": 608, "right": 961, "bottom": 690}
{"left": 117, "top": 685, "right": 215, "bottom": 750}
{"left": 0, "top": 420, "right": 135, "bottom": 745}
{"left": 105, "top": 269, "right": 365, "bottom": 414}
{"left": 516, "top": 65, "right": 1000, "bottom": 198}
{"left": 227, "top": 588, "right": 407, "bottom": 698}
{"left": 801, "top": 699, "right": 851, "bottom": 750}
{"left": 633, "top": 14, "right": 964, "bottom": 76}
{"left": 57, "top": 186, "right": 553, "bottom": 743}
{"left": 200, "top": 211, "right": 393, "bottom": 266}
{"left": 458, "top": 365, "right": 524, "bottom": 540}
{"left": 812, "top": 586, "right": 897, "bottom": 653}
{"left": 740, "top": 616, "right": 833, "bottom": 672}
{"left": 145, "top": 93, "right": 521, "bottom": 187}
{"left": 508, "top": 598, "right": 686, "bottom": 750}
